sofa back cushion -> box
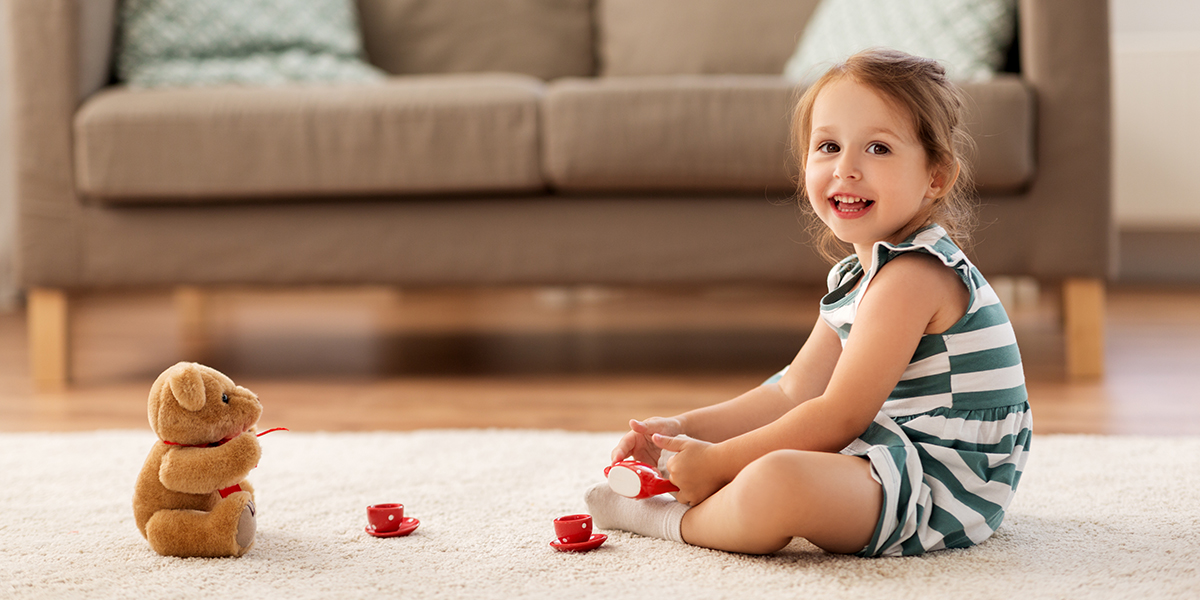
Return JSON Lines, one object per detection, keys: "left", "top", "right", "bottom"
{"left": 783, "top": 0, "right": 1016, "bottom": 83}
{"left": 357, "top": 0, "right": 594, "bottom": 80}
{"left": 598, "top": 0, "right": 821, "bottom": 76}
{"left": 116, "top": 0, "right": 384, "bottom": 88}
{"left": 542, "top": 75, "right": 1034, "bottom": 195}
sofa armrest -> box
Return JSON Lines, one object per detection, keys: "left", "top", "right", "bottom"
{"left": 1018, "top": 0, "right": 1113, "bottom": 278}
{"left": 78, "top": 0, "right": 117, "bottom": 100}
{"left": 7, "top": 0, "right": 84, "bottom": 286}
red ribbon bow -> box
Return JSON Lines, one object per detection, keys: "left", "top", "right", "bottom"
{"left": 161, "top": 427, "right": 288, "bottom": 448}
{"left": 159, "top": 428, "right": 289, "bottom": 498}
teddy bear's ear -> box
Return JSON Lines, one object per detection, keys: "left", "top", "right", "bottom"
{"left": 167, "top": 362, "right": 206, "bottom": 412}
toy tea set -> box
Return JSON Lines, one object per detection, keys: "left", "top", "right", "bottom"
{"left": 544, "top": 460, "right": 677, "bottom": 552}
{"left": 604, "top": 460, "right": 680, "bottom": 499}
{"left": 551, "top": 514, "right": 605, "bottom": 551}
{"left": 366, "top": 503, "right": 421, "bottom": 537}
{"left": 365, "top": 460, "right": 675, "bottom": 552}
{"left": 132, "top": 362, "right": 678, "bottom": 557}
{"left": 363, "top": 460, "right": 676, "bottom": 552}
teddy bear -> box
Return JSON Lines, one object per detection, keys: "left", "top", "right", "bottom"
{"left": 133, "top": 362, "right": 265, "bottom": 557}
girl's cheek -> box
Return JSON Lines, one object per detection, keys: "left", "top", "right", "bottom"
{"left": 804, "top": 173, "right": 824, "bottom": 202}
{"left": 807, "top": 194, "right": 829, "bottom": 220}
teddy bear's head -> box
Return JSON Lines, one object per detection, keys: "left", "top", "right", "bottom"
{"left": 148, "top": 362, "right": 262, "bottom": 447}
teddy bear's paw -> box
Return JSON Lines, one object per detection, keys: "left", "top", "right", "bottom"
{"left": 235, "top": 500, "right": 257, "bottom": 556}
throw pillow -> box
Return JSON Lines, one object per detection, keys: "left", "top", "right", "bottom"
{"left": 116, "top": 0, "right": 385, "bottom": 88}
{"left": 783, "top": 0, "right": 1016, "bottom": 83}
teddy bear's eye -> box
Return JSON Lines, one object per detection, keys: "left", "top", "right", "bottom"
{"left": 222, "top": 393, "right": 229, "bottom": 404}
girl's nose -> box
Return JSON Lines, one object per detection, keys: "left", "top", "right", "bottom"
{"left": 833, "top": 154, "right": 861, "bottom": 180}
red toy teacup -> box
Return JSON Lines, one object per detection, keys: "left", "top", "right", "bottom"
{"left": 367, "top": 503, "right": 405, "bottom": 533}
{"left": 604, "top": 460, "right": 680, "bottom": 499}
{"left": 553, "top": 514, "right": 593, "bottom": 544}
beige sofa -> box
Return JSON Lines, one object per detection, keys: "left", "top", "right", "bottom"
{"left": 7, "top": 0, "right": 1111, "bottom": 388}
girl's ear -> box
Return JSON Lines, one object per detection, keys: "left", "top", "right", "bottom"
{"left": 927, "top": 160, "right": 960, "bottom": 199}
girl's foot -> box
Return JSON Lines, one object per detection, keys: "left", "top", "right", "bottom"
{"left": 584, "top": 483, "right": 689, "bottom": 543}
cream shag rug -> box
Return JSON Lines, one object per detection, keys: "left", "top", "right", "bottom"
{"left": 2, "top": 430, "right": 1198, "bottom": 599}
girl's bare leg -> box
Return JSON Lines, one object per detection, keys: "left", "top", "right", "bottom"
{"left": 680, "top": 450, "right": 883, "bottom": 555}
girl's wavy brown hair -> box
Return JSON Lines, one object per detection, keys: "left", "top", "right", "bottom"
{"left": 791, "top": 48, "right": 977, "bottom": 264}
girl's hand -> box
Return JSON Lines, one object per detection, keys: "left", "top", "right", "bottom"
{"left": 611, "top": 417, "right": 684, "bottom": 466}
{"left": 652, "top": 433, "right": 730, "bottom": 506}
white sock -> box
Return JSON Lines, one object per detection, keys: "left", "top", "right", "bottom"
{"left": 584, "top": 483, "right": 689, "bottom": 544}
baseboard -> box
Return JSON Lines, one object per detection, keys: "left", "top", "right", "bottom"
{"left": 1118, "top": 228, "right": 1200, "bottom": 284}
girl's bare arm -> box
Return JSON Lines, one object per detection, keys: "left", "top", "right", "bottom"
{"left": 676, "top": 317, "right": 843, "bottom": 443}
{"left": 611, "top": 314, "right": 842, "bottom": 464}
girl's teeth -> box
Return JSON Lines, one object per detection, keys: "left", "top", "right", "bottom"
{"left": 832, "top": 196, "right": 870, "bottom": 211}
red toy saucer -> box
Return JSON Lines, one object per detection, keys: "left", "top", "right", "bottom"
{"left": 366, "top": 517, "right": 420, "bottom": 538}
{"left": 550, "top": 533, "right": 607, "bottom": 552}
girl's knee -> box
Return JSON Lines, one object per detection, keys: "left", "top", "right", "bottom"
{"left": 732, "top": 450, "right": 853, "bottom": 516}
{"left": 698, "top": 451, "right": 812, "bottom": 553}
{"left": 719, "top": 451, "right": 878, "bottom": 553}
{"left": 741, "top": 449, "right": 809, "bottom": 483}
{"left": 729, "top": 450, "right": 809, "bottom": 508}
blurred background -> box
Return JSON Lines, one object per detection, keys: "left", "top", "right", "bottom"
{"left": 1110, "top": 0, "right": 1200, "bottom": 283}
{"left": 2, "top": 0, "right": 1199, "bottom": 305}
{"left": 0, "top": 1, "right": 1197, "bottom": 436}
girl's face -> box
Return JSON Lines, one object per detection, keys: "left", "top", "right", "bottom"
{"left": 804, "top": 78, "right": 947, "bottom": 252}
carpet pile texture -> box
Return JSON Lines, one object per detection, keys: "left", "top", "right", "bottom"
{"left": 2, "top": 430, "right": 1197, "bottom": 599}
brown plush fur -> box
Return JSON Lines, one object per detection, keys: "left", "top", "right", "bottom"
{"left": 133, "top": 362, "right": 263, "bottom": 557}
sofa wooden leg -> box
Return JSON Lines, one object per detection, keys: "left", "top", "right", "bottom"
{"left": 174, "top": 286, "right": 213, "bottom": 364}
{"left": 27, "top": 287, "right": 69, "bottom": 391}
{"left": 1063, "top": 278, "right": 1106, "bottom": 379}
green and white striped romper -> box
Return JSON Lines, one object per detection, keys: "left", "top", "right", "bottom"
{"left": 771, "top": 223, "right": 1032, "bottom": 557}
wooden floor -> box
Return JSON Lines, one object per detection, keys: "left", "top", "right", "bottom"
{"left": 1, "top": 283, "right": 1198, "bottom": 435}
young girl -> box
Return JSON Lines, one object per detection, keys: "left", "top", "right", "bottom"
{"left": 585, "top": 48, "right": 1032, "bottom": 558}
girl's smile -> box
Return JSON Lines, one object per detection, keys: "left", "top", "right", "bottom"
{"left": 829, "top": 194, "right": 875, "bottom": 218}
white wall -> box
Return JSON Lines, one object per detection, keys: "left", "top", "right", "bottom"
{"left": 0, "top": 6, "right": 15, "bottom": 310}
{"left": 1111, "top": 0, "right": 1200, "bottom": 228}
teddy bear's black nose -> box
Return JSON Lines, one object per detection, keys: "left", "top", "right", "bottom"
{"left": 222, "top": 393, "right": 229, "bottom": 404}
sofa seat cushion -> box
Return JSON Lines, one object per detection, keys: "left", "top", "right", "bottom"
{"left": 543, "top": 75, "right": 1034, "bottom": 195}
{"left": 74, "top": 74, "right": 545, "bottom": 201}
